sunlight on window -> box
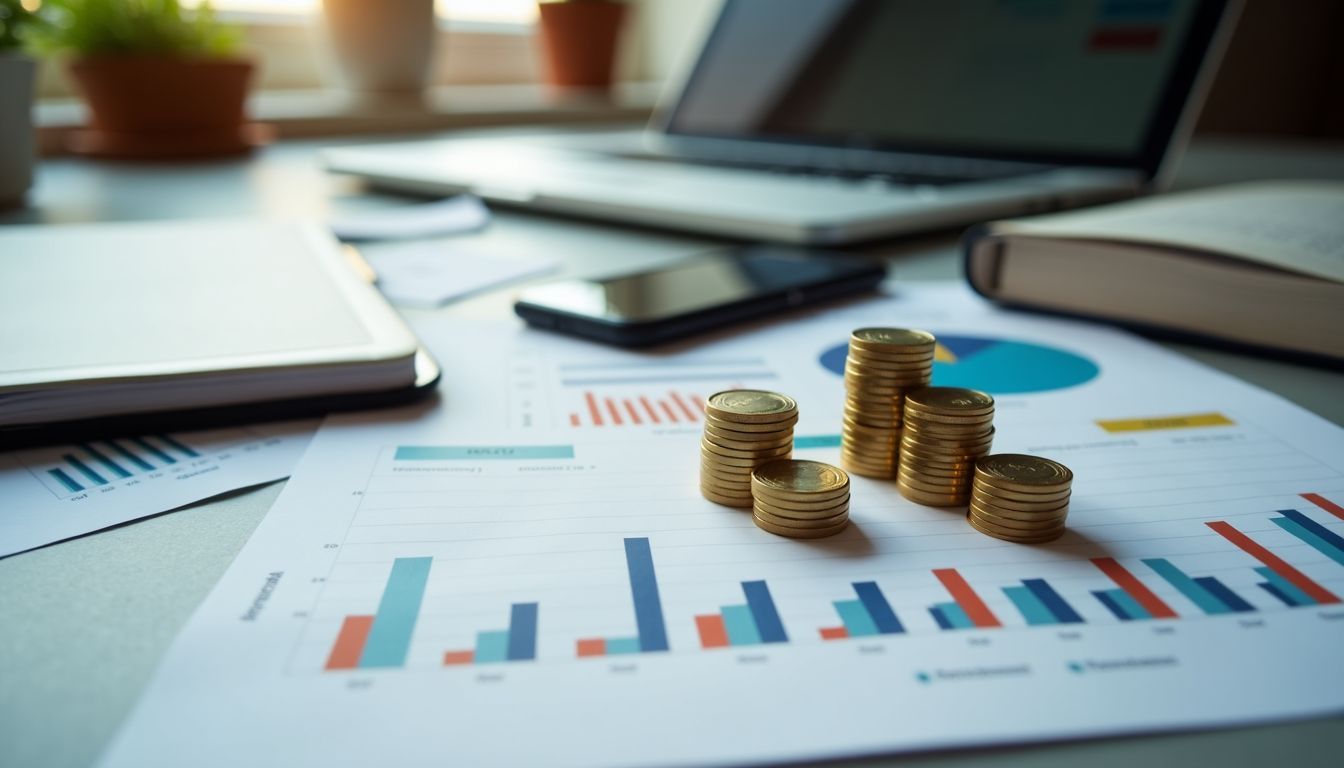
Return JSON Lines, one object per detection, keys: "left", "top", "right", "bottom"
{"left": 188, "top": 0, "right": 538, "bottom": 25}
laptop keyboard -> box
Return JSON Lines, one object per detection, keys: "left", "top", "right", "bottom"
{"left": 617, "top": 150, "right": 1049, "bottom": 188}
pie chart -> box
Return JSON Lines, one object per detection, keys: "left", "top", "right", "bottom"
{"left": 819, "top": 335, "right": 1099, "bottom": 394}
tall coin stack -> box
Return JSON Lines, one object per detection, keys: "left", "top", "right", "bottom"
{"left": 897, "top": 387, "right": 995, "bottom": 506}
{"left": 968, "top": 454, "right": 1072, "bottom": 543}
{"left": 700, "top": 390, "right": 798, "bottom": 507}
{"left": 840, "top": 328, "right": 937, "bottom": 479}
{"left": 750, "top": 459, "right": 851, "bottom": 539}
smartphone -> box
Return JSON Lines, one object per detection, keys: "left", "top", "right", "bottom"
{"left": 513, "top": 245, "right": 885, "bottom": 347}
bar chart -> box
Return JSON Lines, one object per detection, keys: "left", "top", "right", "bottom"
{"left": 694, "top": 581, "right": 789, "bottom": 648}
{"left": 442, "top": 604, "right": 539, "bottom": 666}
{"left": 569, "top": 390, "right": 705, "bottom": 429}
{"left": 40, "top": 434, "right": 202, "bottom": 496}
{"left": 818, "top": 582, "right": 905, "bottom": 640}
{"left": 576, "top": 538, "right": 670, "bottom": 657}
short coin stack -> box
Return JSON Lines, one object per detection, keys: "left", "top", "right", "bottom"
{"left": 840, "top": 328, "right": 937, "bottom": 479}
{"left": 968, "top": 454, "right": 1073, "bottom": 543}
{"left": 897, "top": 387, "right": 995, "bottom": 506}
{"left": 750, "top": 459, "right": 850, "bottom": 538}
{"left": 700, "top": 390, "right": 798, "bottom": 507}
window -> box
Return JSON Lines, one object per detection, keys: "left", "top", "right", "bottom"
{"left": 192, "top": 0, "right": 537, "bottom": 27}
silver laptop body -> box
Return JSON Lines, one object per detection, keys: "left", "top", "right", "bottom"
{"left": 325, "top": 0, "right": 1238, "bottom": 245}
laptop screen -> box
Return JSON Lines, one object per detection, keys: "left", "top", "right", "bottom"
{"left": 663, "top": 0, "right": 1228, "bottom": 174}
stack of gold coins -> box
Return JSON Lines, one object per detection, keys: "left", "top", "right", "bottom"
{"left": 700, "top": 390, "right": 798, "bottom": 507}
{"left": 840, "top": 328, "right": 937, "bottom": 479}
{"left": 897, "top": 387, "right": 995, "bottom": 506}
{"left": 968, "top": 454, "right": 1072, "bottom": 543}
{"left": 750, "top": 459, "right": 850, "bottom": 539}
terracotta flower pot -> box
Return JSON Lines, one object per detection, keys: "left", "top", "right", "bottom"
{"left": 537, "top": 1, "right": 627, "bottom": 90}
{"left": 67, "top": 56, "right": 261, "bottom": 159}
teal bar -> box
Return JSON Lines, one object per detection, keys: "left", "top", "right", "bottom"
{"left": 1143, "top": 558, "right": 1232, "bottom": 615}
{"left": 1004, "top": 585, "right": 1057, "bottom": 626}
{"left": 605, "top": 636, "right": 642, "bottom": 655}
{"left": 834, "top": 599, "right": 879, "bottom": 637}
{"left": 1273, "top": 517, "right": 1344, "bottom": 568}
{"left": 80, "top": 444, "right": 132, "bottom": 479}
{"left": 474, "top": 630, "right": 511, "bottom": 663}
{"left": 359, "top": 557, "right": 433, "bottom": 668}
{"left": 1106, "top": 588, "right": 1152, "bottom": 620}
{"left": 155, "top": 434, "right": 199, "bottom": 458}
{"left": 937, "top": 601, "right": 975, "bottom": 629}
{"left": 721, "top": 605, "right": 762, "bottom": 646}
{"left": 1255, "top": 566, "right": 1315, "bottom": 607}
{"left": 395, "top": 445, "right": 575, "bottom": 461}
{"left": 793, "top": 434, "right": 841, "bottom": 449}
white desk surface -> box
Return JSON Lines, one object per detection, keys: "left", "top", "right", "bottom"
{"left": 2, "top": 134, "right": 1342, "bottom": 768}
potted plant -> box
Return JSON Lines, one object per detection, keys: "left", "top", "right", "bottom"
{"left": 30, "top": 0, "right": 261, "bottom": 158}
{"left": 536, "top": 0, "right": 627, "bottom": 90}
{"left": 0, "top": 0, "right": 37, "bottom": 207}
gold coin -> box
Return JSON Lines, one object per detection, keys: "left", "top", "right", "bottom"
{"left": 847, "top": 347, "right": 937, "bottom": 364}
{"left": 905, "top": 423, "right": 995, "bottom": 440}
{"left": 701, "top": 429, "right": 793, "bottom": 451}
{"left": 843, "top": 413, "right": 901, "bottom": 430}
{"left": 849, "top": 328, "right": 937, "bottom": 351}
{"left": 700, "top": 461, "right": 756, "bottom": 480}
{"left": 897, "top": 461, "right": 975, "bottom": 479}
{"left": 704, "top": 390, "right": 798, "bottom": 424}
{"left": 751, "top": 491, "right": 850, "bottom": 513}
{"left": 701, "top": 486, "right": 754, "bottom": 507}
{"left": 897, "top": 470, "right": 969, "bottom": 495}
{"left": 701, "top": 450, "right": 782, "bottom": 468}
{"left": 970, "top": 486, "right": 1071, "bottom": 513}
{"left": 974, "top": 454, "right": 1074, "bottom": 492}
{"left": 967, "top": 514, "right": 1065, "bottom": 543}
{"left": 754, "top": 505, "right": 850, "bottom": 529}
{"left": 840, "top": 456, "right": 898, "bottom": 474}
{"left": 969, "top": 502, "right": 1068, "bottom": 531}
{"left": 703, "top": 414, "right": 798, "bottom": 434}
{"left": 902, "top": 427, "right": 995, "bottom": 447}
{"left": 899, "top": 447, "right": 992, "bottom": 465}
{"left": 844, "top": 361, "right": 932, "bottom": 381}
{"left": 751, "top": 459, "right": 849, "bottom": 495}
{"left": 752, "top": 513, "right": 849, "bottom": 539}
{"left": 969, "top": 503, "right": 1069, "bottom": 525}
{"left": 700, "top": 438, "right": 793, "bottom": 460}
{"left": 969, "top": 480, "right": 1071, "bottom": 504}
{"left": 905, "top": 387, "right": 995, "bottom": 414}
{"left": 897, "top": 483, "right": 966, "bottom": 506}
{"left": 903, "top": 408, "right": 998, "bottom": 426}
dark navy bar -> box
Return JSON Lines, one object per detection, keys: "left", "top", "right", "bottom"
{"left": 80, "top": 444, "right": 132, "bottom": 479}
{"left": 48, "top": 468, "right": 84, "bottom": 493}
{"left": 507, "top": 602, "right": 539, "bottom": 661}
{"left": 1093, "top": 590, "right": 1132, "bottom": 621}
{"left": 132, "top": 437, "right": 176, "bottom": 464}
{"left": 1258, "top": 582, "right": 1300, "bottom": 608}
{"left": 1281, "top": 509, "right": 1344, "bottom": 554}
{"left": 742, "top": 581, "right": 788, "bottom": 643}
{"left": 64, "top": 454, "right": 107, "bottom": 486}
{"left": 1193, "top": 577, "right": 1256, "bottom": 613}
{"left": 1022, "top": 578, "right": 1084, "bottom": 624}
{"left": 853, "top": 581, "right": 904, "bottom": 634}
{"left": 623, "top": 538, "right": 669, "bottom": 652}
{"left": 107, "top": 440, "right": 155, "bottom": 471}
{"left": 156, "top": 434, "right": 200, "bottom": 458}
{"left": 929, "top": 606, "right": 953, "bottom": 630}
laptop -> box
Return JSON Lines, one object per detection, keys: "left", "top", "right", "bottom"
{"left": 324, "top": 0, "right": 1238, "bottom": 245}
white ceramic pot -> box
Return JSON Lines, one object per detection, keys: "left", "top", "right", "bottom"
{"left": 323, "top": 0, "right": 436, "bottom": 100}
{"left": 0, "top": 52, "right": 35, "bottom": 209}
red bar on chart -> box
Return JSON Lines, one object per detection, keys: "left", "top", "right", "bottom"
{"left": 605, "top": 398, "right": 624, "bottom": 425}
{"left": 1303, "top": 493, "right": 1344, "bottom": 521}
{"left": 819, "top": 626, "right": 849, "bottom": 641}
{"left": 442, "top": 650, "right": 475, "bottom": 666}
{"left": 932, "top": 568, "right": 1002, "bottom": 628}
{"left": 324, "top": 615, "right": 375, "bottom": 670}
{"left": 660, "top": 401, "right": 680, "bottom": 423}
{"left": 669, "top": 392, "right": 698, "bottom": 421}
{"left": 639, "top": 396, "right": 662, "bottom": 423}
{"left": 569, "top": 413, "right": 580, "bottom": 427}
{"left": 584, "top": 392, "right": 604, "bottom": 426}
{"left": 623, "top": 400, "right": 643, "bottom": 424}
{"left": 695, "top": 614, "right": 730, "bottom": 649}
{"left": 1091, "top": 557, "right": 1178, "bottom": 619}
{"left": 576, "top": 638, "right": 607, "bottom": 657}
{"left": 1207, "top": 521, "right": 1341, "bottom": 604}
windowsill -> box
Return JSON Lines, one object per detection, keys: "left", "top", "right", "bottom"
{"left": 36, "top": 81, "right": 661, "bottom": 155}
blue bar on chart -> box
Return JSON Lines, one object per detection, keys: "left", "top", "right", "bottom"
{"left": 107, "top": 440, "right": 156, "bottom": 471}
{"left": 48, "top": 468, "right": 84, "bottom": 493}
{"left": 575, "top": 537, "right": 669, "bottom": 657}
{"left": 80, "top": 444, "right": 132, "bottom": 479}
{"left": 1272, "top": 510, "right": 1344, "bottom": 567}
{"left": 1092, "top": 588, "right": 1153, "bottom": 621}
{"left": 444, "top": 601, "right": 542, "bottom": 666}
{"left": 1004, "top": 579, "right": 1085, "bottom": 626}
{"left": 358, "top": 556, "right": 434, "bottom": 668}
{"left": 63, "top": 454, "right": 107, "bottom": 486}
{"left": 155, "top": 434, "right": 200, "bottom": 457}
{"left": 1142, "top": 558, "right": 1255, "bottom": 615}
{"left": 929, "top": 602, "right": 974, "bottom": 630}
{"left": 818, "top": 581, "right": 905, "bottom": 640}
{"left": 694, "top": 581, "right": 789, "bottom": 648}
{"left": 1255, "top": 567, "right": 1316, "bottom": 607}
{"left": 132, "top": 437, "right": 177, "bottom": 464}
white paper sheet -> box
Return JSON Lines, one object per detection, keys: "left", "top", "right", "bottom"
{"left": 364, "top": 241, "right": 559, "bottom": 308}
{"left": 100, "top": 285, "right": 1344, "bottom": 768}
{"left": 0, "top": 420, "right": 315, "bottom": 557}
{"left": 329, "top": 196, "right": 491, "bottom": 241}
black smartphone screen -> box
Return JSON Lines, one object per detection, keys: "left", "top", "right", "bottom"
{"left": 515, "top": 246, "right": 884, "bottom": 347}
